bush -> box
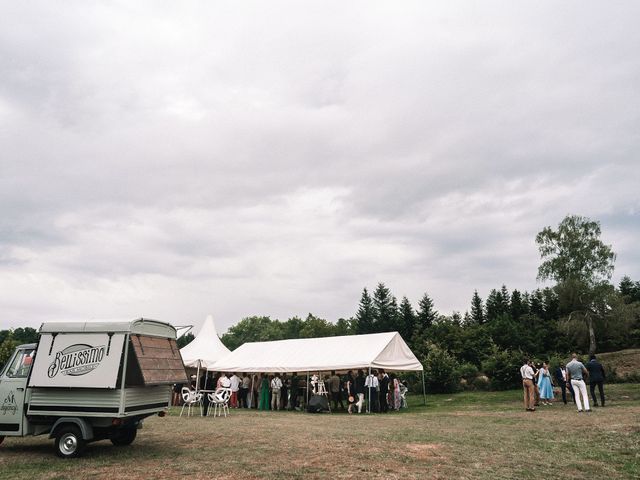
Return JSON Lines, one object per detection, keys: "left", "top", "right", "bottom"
{"left": 482, "top": 348, "right": 523, "bottom": 390}
{"left": 424, "top": 343, "right": 460, "bottom": 393}
{"left": 472, "top": 375, "right": 490, "bottom": 390}
{"left": 457, "top": 362, "right": 479, "bottom": 380}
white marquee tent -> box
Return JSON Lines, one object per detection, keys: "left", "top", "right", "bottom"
{"left": 180, "top": 315, "right": 231, "bottom": 370}
{"left": 212, "top": 331, "right": 423, "bottom": 373}
{"left": 211, "top": 331, "right": 426, "bottom": 407}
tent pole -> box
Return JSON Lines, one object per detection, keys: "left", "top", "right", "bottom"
{"left": 367, "top": 366, "right": 371, "bottom": 414}
{"left": 249, "top": 374, "right": 254, "bottom": 408}
{"left": 196, "top": 360, "right": 201, "bottom": 393}
{"left": 421, "top": 369, "right": 426, "bottom": 406}
{"left": 306, "top": 371, "right": 310, "bottom": 408}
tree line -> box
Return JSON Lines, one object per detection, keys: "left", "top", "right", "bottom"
{"left": 218, "top": 215, "right": 640, "bottom": 391}
{"left": 2, "top": 215, "right": 639, "bottom": 392}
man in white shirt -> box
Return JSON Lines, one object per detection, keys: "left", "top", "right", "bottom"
{"left": 365, "top": 370, "right": 380, "bottom": 413}
{"left": 270, "top": 373, "right": 283, "bottom": 411}
{"left": 218, "top": 372, "right": 231, "bottom": 389}
{"left": 520, "top": 359, "right": 535, "bottom": 411}
{"left": 229, "top": 373, "right": 240, "bottom": 408}
{"left": 566, "top": 353, "right": 591, "bottom": 413}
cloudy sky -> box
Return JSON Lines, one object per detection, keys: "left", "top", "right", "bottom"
{"left": 1, "top": 1, "right": 639, "bottom": 333}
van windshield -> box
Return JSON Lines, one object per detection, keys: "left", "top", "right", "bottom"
{"left": 5, "top": 348, "right": 35, "bottom": 378}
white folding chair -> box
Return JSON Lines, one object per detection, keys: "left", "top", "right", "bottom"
{"left": 180, "top": 387, "right": 203, "bottom": 417}
{"left": 207, "top": 388, "right": 232, "bottom": 418}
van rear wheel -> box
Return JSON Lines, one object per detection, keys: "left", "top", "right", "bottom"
{"left": 0, "top": 435, "right": 5, "bottom": 445}
{"left": 55, "top": 425, "right": 86, "bottom": 458}
{"left": 110, "top": 427, "right": 137, "bottom": 446}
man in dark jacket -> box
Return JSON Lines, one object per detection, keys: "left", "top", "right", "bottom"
{"left": 379, "top": 369, "right": 390, "bottom": 413}
{"left": 554, "top": 364, "right": 575, "bottom": 405}
{"left": 586, "top": 354, "right": 606, "bottom": 407}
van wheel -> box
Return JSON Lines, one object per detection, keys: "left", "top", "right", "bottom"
{"left": 0, "top": 435, "right": 5, "bottom": 445}
{"left": 55, "top": 425, "right": 86, "bottom": 458}
{"left": 110, "top": 428, "right": 137, "bottom": 446}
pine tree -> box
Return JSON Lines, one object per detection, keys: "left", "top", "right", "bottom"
{"left": 373, "top": 282, "right": 396, "bottom": 332}
{"left": 499, "top": 285, "right": 511, "bottom": 315}
{"left": 355, "top": 288, "right": 375, "bottom": 334}
{"left": 399, "top": 296, "right": 416, "bottom": 340}
{"left": 416, "top": 292, "right": 438, "bottom": 332}
{"left": 485, "top": 289, "right": 501, "bottom": 322}
{"left": 529, "top": 289, "right": 545, "bottom": 318}
{"left": 470, "top": 290, "right": 485, "bottom": 325}
{"left": 510, "top": 289, "right": 527, "bottom": 320}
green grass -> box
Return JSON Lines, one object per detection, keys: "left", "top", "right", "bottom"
{"left": 1, "top": 384, "right": 638, "bottom": 479}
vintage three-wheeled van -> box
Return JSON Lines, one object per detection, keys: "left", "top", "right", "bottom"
{"left": 0, "top": 318, "right": 187, "bottom": 457}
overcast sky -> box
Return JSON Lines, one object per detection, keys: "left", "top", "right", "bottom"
{"left": 1, "top": 1, "right": 639, "bottom": 333}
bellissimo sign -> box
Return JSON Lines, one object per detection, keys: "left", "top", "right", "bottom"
{"left": 47, "top": 344, "right": 106, "bottom": 378}
{"left": 29, "top": 333, "right": 126, "bottom": 389}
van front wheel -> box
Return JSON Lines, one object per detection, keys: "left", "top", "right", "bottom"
{"left": 55, "top": 425, "right": 86, "bottom": 458}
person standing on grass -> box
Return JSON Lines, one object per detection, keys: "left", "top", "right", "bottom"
{"left": 344, "top": 371, "right": 355, "bottom": 414}
{"left": 365, "top": 369, "right": 380, "bottom": 413}
{"left": 566, "top": 353, "right": 591, "bottom": 412}
{"left": 390, "top": 373, "right": 401, "bottom": 410}
{"left": 537, "top": 362, "right": 554, "bottom": 405}
{"left": 520, "top": 359, "right": 536, "bottom": 411}
{"left": 230, "top": 373, "right": 240, "bottom": 408}
{"left": 329, "top": 371, "right": 344, "bottom": 411}
{"left": 280, "top": 373, "right": 289, "bottom": 410}
{"left": 289, "top": 372, "right": 299, "bottom": 410}
{"left": 355, "top": 369, "right": 366, "bottom": 413}
{"left": 586, "top": 354, "right": 606, "bottom": 407}
{"left": 554, "top": 364, "right": 575, "bottom": 405}
{"left": 259, "top": 374, "right": 270, "bottom": 410}
{"left": 270, "top": 373, "right": 283, "bottom": 411}
{"left": 239, "top": 373, "right": 250, "bottom": 408}
{"left": 379, "top": 369, "right": 390, "bottom": 413}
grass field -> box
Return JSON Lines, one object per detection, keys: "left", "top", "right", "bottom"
{"left": 1, "top": 384, "right": 638, "bottom": 480}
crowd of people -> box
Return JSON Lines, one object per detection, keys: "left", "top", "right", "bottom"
{"left": 172, "top": 369, "right": 408, "bottom": 414}
{"left": 520, "top": 353, "right": 606, "bottom": 412}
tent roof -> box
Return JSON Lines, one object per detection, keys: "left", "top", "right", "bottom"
{"left": 180, "top": 315, "right": 231, "bottom": 369}
{"left": 211, "top": 331, "right": 423, "bottom": 373}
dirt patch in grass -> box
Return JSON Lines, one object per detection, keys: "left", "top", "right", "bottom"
{"left": 403, "top": 443, "right": 446, "bottom": 461}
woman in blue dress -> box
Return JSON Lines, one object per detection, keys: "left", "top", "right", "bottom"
{"left": 537, "top": 362, "right": 554, "bottom": 405}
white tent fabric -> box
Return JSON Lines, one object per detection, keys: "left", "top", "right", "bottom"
{"left": 211, "top": 331, "right": 422, "bottom": 373}
{"left": 180, "top": 315, "right": 231, "bottom": 369}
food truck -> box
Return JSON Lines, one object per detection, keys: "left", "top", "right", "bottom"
{"left": 0, "top": 318, "right": 187, "bottom": 457}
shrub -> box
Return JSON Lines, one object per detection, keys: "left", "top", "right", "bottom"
{"left": 457, "top": 362, "right": 479, "bottom": 380}
{"left": 482, "top": 348, "right": 523, "bottom": 390}
{"left": 424, "top": 343, "right": 460, "bottom": 393}
{"left": 472, "top": 375, "right": 490, "bottom": 391}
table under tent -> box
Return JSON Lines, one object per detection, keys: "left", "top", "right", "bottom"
{"left": 210, "top": 331, "right": 425, "bottom": 412}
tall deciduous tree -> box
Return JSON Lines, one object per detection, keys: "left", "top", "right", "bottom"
{"left": 536, "top": 215, "right": 616, "bottom": 354}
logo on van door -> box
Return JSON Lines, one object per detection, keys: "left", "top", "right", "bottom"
{"left": 47, "top": 344, "right": 106, "bottom": 378}
{"left": 1, "top": 391, "right": 17, "bottom": 415}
